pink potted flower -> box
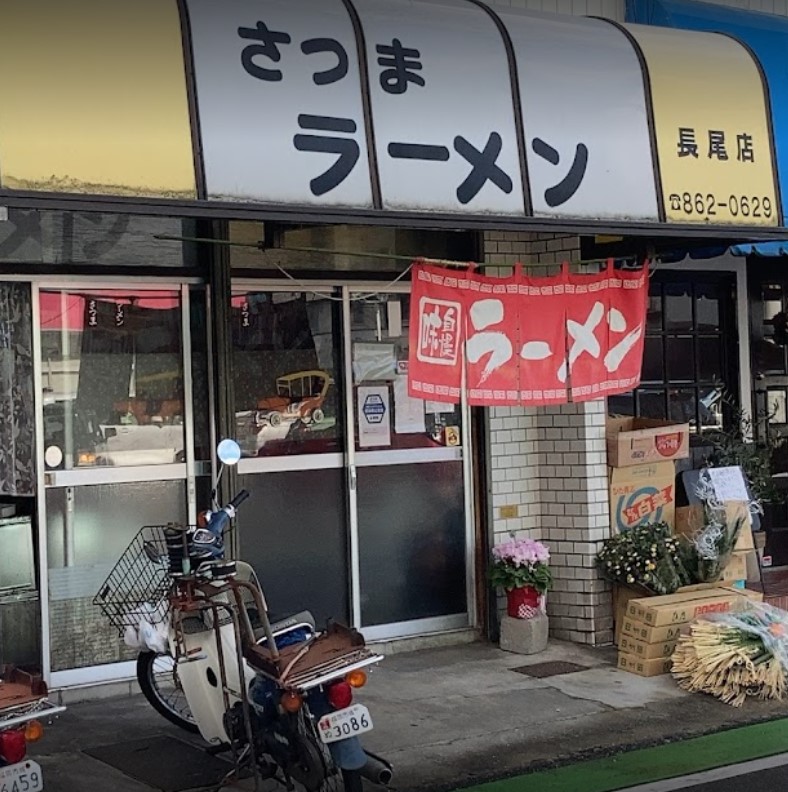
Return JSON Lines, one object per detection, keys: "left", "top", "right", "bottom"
{"left": 490, "top": 536, "right": 553, "bottom": 619}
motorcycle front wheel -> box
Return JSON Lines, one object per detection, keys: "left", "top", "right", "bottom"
{"left": 136, "top": 650, "right": 199, "bottom": 734}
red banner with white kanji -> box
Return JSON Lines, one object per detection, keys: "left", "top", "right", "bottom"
{"left": 408, "top": 265, "right": 466, "bottom": 402}
{"left": 408, "top": 259, "right": 649, "bottom": 407}
{"left": 518, "top": 272, "right": 567, "bottom": 405}
{"left": 464, "top": 268, "right": 523, "bottom": 406}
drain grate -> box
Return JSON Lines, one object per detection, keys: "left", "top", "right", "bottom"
{"left": 511, "top": 661, "right": 588, "bottom": 678}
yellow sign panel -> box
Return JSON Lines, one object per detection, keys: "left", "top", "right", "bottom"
{"left": 626, "top": 24, "right": 778, "bottom": 226}
{"left": 0, "top": 0, "right": 196, "bottom": 198}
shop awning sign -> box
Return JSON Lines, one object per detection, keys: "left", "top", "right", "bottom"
{"left": 353, "top": 0, "right": 525, "bottom": 215}
{"left": 408, "top": 261, "right": 649, "bottom": 407}
{"left": 0, "top": 0, "right": 783, "bottom": 229}
{"left": 626, "top": 24, "right": 778, "bottom": 226}
{"left": 187, "top": 0, "right": 374, "bottom": 207}
{"left": 501, "top": 13, "right": 659, "bottom": 221}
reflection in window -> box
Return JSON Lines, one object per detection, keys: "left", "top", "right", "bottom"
{"left": 350, "top": 294, "right": 462, "bottom": 452}
{"left": 231, "top": 292, "right": 342, "bottom": 457}
{"left": 40, "top": 290, "right": 184, "bottom": 468}
{"left": 610, "top": 277, "right": 732, "bottom": 434}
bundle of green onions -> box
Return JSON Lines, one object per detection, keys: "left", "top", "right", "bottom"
{"left": 672, "top": 605, "right": 788, "bottom": 707}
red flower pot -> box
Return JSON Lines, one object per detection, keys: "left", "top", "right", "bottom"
{"left": 506, "top": 586, "right": 540, "bottom": 618}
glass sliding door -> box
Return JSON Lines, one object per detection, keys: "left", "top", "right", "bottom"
{"left": 231, "top": 286, "right": 350, "bottom": 626}
{"left": 227, "top": 282, "right": 474, "bottom": 640}
{"left": 36, "top": 284, "right": 194, "bottom": 683}
{"left": 344, "top": 288, "right": 471, "bottom": 639}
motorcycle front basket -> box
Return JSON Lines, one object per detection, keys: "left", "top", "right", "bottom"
{"left": 93, "top": 524, "right": 182, "bottom": 634}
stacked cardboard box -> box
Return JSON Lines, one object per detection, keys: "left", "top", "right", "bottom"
{"left": 617, "top": 587, "right": 763, "bottom": 677}
{"left": 606, "top": 417, "right": 689, "bottom": 535}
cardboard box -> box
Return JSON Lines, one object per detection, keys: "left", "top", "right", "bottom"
{"left": 626, "top": 588, "right": 749, "bottom": 627}
{"left": 613, "top": 585, "right": 644, "bottom": 646}
{"left": 610, "top": 462, "right": 676, "bottom": 533}
{"left": 607, "top": 417, "right": 690, "bottom": 468}
{"left": 621, "top": 617, "right": 687, "bottom": 644}
{"left": 619, "top": 634, "right": 679, "bottom": 660}
{"left": 721, "top": 551, "right": 749, "bottom": 583}
{"left": 618, "top": 652, "right": 673, "bottom": 677}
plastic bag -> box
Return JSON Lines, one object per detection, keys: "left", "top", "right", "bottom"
{"left": 122, "top": 601, "right": 169, "bottom": 654}
{"left": 707, "top": 601, "right": 788, "bottom": 674}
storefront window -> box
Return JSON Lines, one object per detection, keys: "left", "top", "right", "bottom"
{"left": 608, "top": 275, "right": 735, "bottom": 433}
{"left": 40, "top": 289, "right": 185, "bottom": 468}
{"left": 46, "top": 481, "right": 187, "bottom": 671}
{"left": 231, "top": 291, "right": 342, "bottom": 457}
{"left": 350, "top": 294, "right": 463, "bottom": 451}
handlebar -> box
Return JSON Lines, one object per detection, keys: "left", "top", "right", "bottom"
{"left": 229, "top": 489, "right": 250, "bottom": 510}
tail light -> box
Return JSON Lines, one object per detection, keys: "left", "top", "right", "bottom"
{"left": 346, "top": 670, "right": 367, "bottom": 688}
{"left": 0, "top": 729, "right": 26, "bottom": 764}
{"left": 326, "top": 680, "right": 353, "bottom": 710}
{"left": 24, "top": 721, "right": 44, "bottom": 743}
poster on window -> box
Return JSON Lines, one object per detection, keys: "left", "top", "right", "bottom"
{"left": 407, "top": 260, "right": 648, "bottom": 407}
{"left": 358, "top": 385, "right": 392, "bottom": 448}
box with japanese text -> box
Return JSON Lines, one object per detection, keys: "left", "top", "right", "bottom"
{"left": 626, "top": 588, "right": 750, "bottom": 627}
{"left": 621, "top": 617, "right": 686, "bottom": 645}
{"left": 618, "top": 634, "right": 678, "bottom": 660}
{"left": 613, "top": 584, "right": 644, "bottom": 646}
{"left": 606, "top": 417, "right": 690, "bottom": 468}
{"left": 609, "top": 461, "right": 676, "bottom": 534}
{"left": 617, "top": 652, "right": 673, "bottom": 677}
{"left": 720, "top": 551, "right": 751, "bottom": 584}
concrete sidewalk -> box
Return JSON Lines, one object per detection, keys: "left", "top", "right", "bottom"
{"left": 33, "top": 640, "right": 788, "bottom": 792}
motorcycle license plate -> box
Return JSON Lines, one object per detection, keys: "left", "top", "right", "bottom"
{"left": 317, "top": 704, "right": 373, "bottom": 744}
{"left": 0, "top": 760, "right": 43, "bottom": 792}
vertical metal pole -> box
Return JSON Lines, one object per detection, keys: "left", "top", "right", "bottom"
{"left": 208, "top": 221, "right": 237, "bottom": 524}
{"left": 32, "top": 283, "right": 52, "bottom": 682}
{"left": 60, "top": 291, "right": 74, "bottom": 470}
{"left": 342, "top": 287, "right": 362, "bottom": 629}
{"left": 181, "top": 285, "right": 197, "bottom": 524}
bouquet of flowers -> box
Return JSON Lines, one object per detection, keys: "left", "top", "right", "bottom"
{"left": 490, "top": 536, "right": 553, "bottom": 594}
{"left": 681, "top": 472, "right": 746, "bottom": 583}
{"left": 596, "top": 522, "right": 693, "bottom": 595}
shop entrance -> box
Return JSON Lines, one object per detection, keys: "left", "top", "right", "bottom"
{"left": 34, "top": 282, "right": 207, "bottom": 686}
{"left": 231, "top": 283, "right": 473, "bottom": 640}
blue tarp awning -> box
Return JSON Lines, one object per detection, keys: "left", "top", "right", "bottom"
{"left": 729, "top": 241, "right": 788, "bottom": 257}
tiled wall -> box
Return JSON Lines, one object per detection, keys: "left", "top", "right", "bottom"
{"left": 483, "top": 231, "right": 613, "bottom": 645}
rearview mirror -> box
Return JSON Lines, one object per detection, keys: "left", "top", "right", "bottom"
{"left": 217, "top": 438, "right": 242, "bottom": 466}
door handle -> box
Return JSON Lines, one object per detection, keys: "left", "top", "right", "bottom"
{"left": 349, "top": 464, "right": 357, "bottom": 491}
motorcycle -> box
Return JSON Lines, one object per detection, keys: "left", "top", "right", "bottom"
{"left": 95, "top": 439, "right": 390, "bottom": 792}
{"left": 0, "top": 666, "right": 65, "bottom": 792}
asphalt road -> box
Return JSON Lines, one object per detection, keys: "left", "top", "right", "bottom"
{"left": 616, "top": 755, "right": 788, "bottom": 792}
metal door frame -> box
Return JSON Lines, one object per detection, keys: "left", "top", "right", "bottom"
{"left": 341, "top": 283, "right": 475, "bottom": 641}
{"left": 31, "top": 276, "right": 200, "bottom": 688}
{"left": 230, "top": 278, "right": 476, "bottom": 642}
